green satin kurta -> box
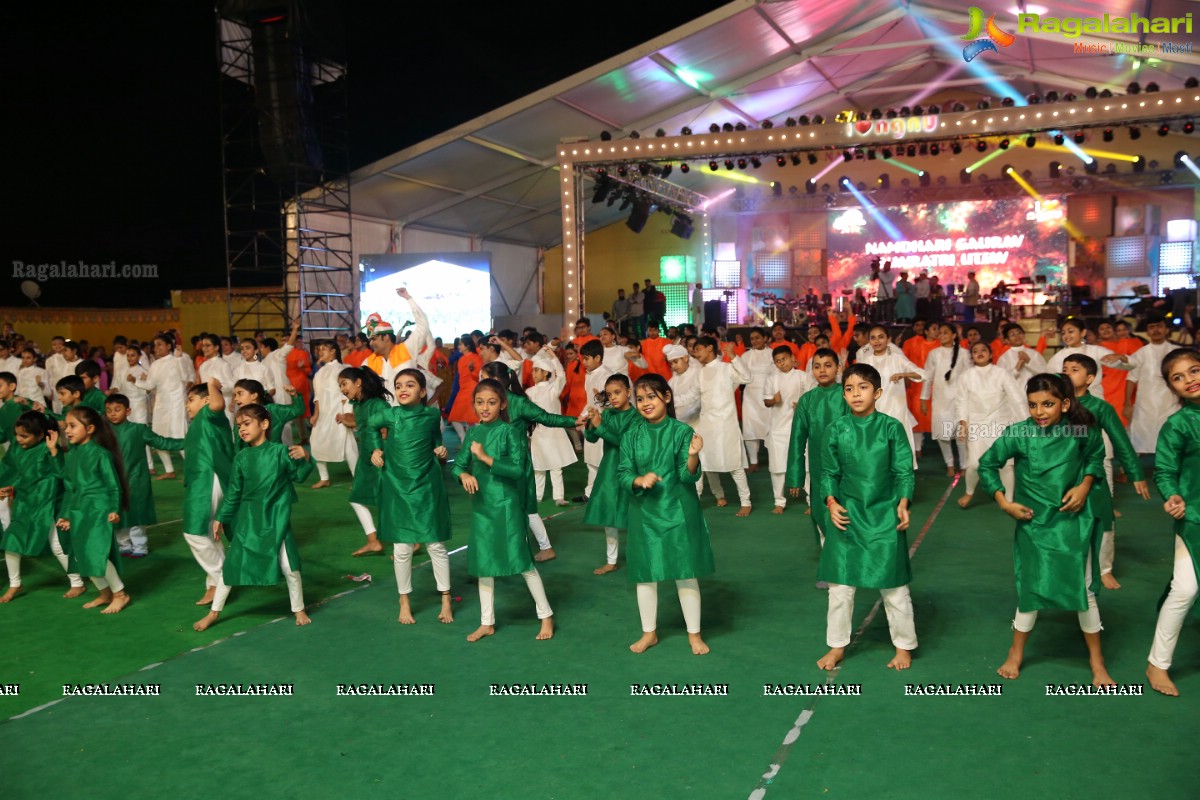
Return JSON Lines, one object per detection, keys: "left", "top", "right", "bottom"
{"left": 181, "top": 404, "right": 234, "bottom": 536}
{"left": 0, "top": 398, "right": 24, "bottom": 443}
{"left": 979, "top": 418, "right": 1105, "bottom": 611}
{"left": 819, "top": 412, "right": 915, "bottom": 589}
{"left": 785, "top": 384, "right": 850, "bottom": 544}
{"left": 234, "top": 394, "right": 305, "bottom": 450}
{"left": 507, "top": 393, "right": 578, "bottom": 514}
{"left": 1078, "top": 393, "right": 1145, "bottom": 530}
{"left": 215, "top": 441, "right": 313, "bottom": 585}
{"left": 112, "top": 421, "right": 180, "bottom": 527}
{"left": 1154, "top": 401, "right": 1200, "bottom": 612}
{"left": 57, "top": 440, "right": 122, "bottom": 577}
{"left": 80, "top": 387, "right": 107, "bottom": 414}
{"left": 452, "top": 419, "right": 534, "bottom": 577}
{"left": 583, "top": 406, "right": 639, "bottom": 530}
{"left": 0, "top": 443, "right": 60, "bottom": 556}
{"left": 347, "top": 396, "right": 388, "bottom": 506}
{"left": 616, "top": 416, "right": 713, "bottom": 583}
{"left": 366, "top": 403, "right": 451, "bottom": 544}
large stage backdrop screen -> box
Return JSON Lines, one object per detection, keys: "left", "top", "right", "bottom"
{"left": 825, "top": 196, "right": 1069, "bottom": 293}
{"left": 359, "top": 252, "right": 492, "bottom": 342}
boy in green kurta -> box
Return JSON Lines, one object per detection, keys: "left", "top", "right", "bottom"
{"left": 73, "top": 360, "right": 107, "bottom": 413}
{"left": 0, "top": 410, "right": 82, "bottom": 601}
{"left": 979, "top": 372, "right": 1113, "bottom": 687}
{"left": 818, "top": 363, "right": 917, "bottom": 672}
{"left": 617, "top": 374, "right": 712, "bottom": 655}
{"left": 0, "top": 372, "right": 26, "bottom": 533}
{"left": 194, "top": 403, "right": 313, "bottom": 631}
{"left": 452, "top": 378, "right": 554, "bottom": 642}
{"left": 582, "top": 373, "right": 639, "bottom": 575}
{"left": 1061, "top": 354, "right": 1152, "bottom": 589}
{"left": 106, "top": 394, "right": 181, "bottom": 557}
{"left": 1146, "top": 348, "right": 1200, "bottom": 697}
{"left": 367, "top": 368, "right": 454, "bottom": 624}
{"left": 181, "top": 378, "right": 235, "bottom": 605}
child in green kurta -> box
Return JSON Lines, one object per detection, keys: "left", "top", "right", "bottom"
{"left": 583, "top": 373, "right": 639, "bottom": 575}
{"left": 73, "top": 360, "right": 107, "bottom": 413}
{"left": 45, "top": 375, "right": 88, "bottom": 426}
{"left": 979, "top": 372, "right": 1113, "bottom": 687}
{"left": 0, "top": 372, "right": 25, "bottom": 532}
{"left": 1146, "top": 348, "right": 1200, "bottom": 696}
{"left": 818, "top": 363, "right": 917, "bottom": 671}
{"left": 0, "top": 411, "right": 82, "bottom": 601}
{"left": 368, "top": 369, "right": 454, "bottom": 625}
{"left": 53, "top": 406, "right": 132, "bottom": 613}
{"left": 617, "top": 374, "right": 712, "bottom": 656}
{"left": 453, "top": 379, "right": 554, "bottom": 642}
{"left": 194, "top": 404, "right": 314, "bottom": 631}
{"left": 336, "top": 366, "right": 390, "bottom": 557}
{"left": 181, "top": 378, "right": 235, "bottom": 605}
{"left": 1061, "top": 354, "right": 1152, "bottom": 589}
{"left": 231, "top": 379, "right": 305, "bottom": 448}
{"left": 105, "top": 394, "right": 181, "bottom": 557}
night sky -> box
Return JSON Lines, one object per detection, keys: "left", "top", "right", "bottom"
{"left": 3, "top": 1, "right": 729, "bottom": 309}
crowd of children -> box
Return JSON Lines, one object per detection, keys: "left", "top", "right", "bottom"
{"left": 0, "top": 302, "right": 1196, "bottom": 694}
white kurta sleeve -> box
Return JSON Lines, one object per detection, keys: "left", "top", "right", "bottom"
{"left": 728, "top": 356, "right": 751, "bottom": 386}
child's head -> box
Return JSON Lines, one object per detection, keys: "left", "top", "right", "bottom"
{"left": 598, "top": 327, "right": 615, "bottom": 347}
{"left": 62, "top": 340, "right": 80, "bottom": 360}
{"left": 1059, "top": 317, "right": 1087, "bottom": 347}
{"left": 1160, "top": 348, "right": 1200, "bottom": 404}
{"left": 842, "top": 364, "right": 882, "bottom": 416}
{"left": 563, "top": 343, "right": 577, "bottom": 362}
{"left": 14, "top": 410, "right": 51, "bottom": 449}
{"left": 772, "top": 345, "right": 795, "bottom": 373}
{"left": 938, "top": 325, "right": 957, "bottom": 346}
{"left": 811, "top": 348, "right": 839, "bottom": 386}
{"left": 50, "top": 336, "right": 65, "bottom": 355}
{"left": 605, "top": 374, "right": 632, "bottom": 410}
{"left": 664, "top": 344, "right": 690, "bottom": 375}
{"left": 482, "top": 360, "right": 524, "bottom": 398}
{"left": 868, "top": 325, "right": 890, "bottom": 353}
{"left": 234, "top": 404, "right": 271, "bottom": 445}
{"left": 64, "top": 406, "right": 102, "bottom": 446}
{"left": 478, "top": 342, "right": 501, "bottom": 363}
{"left": 1062, "top": 353, "right": 1098, "bottom": 395}
{"left": 749, "top": 328, "right": 768, "bottom": 349}
{"left": 1114, "top": 320, "right": 1132, "bottom": 337}
{"left": 1024, "top": 372, "right": 1091, "bottom": 428}
{"left": 233, "top": 378, "right": 267, "bottom": 408}
{"left": 693, "top": 336, "right": 718, "bottom": 363}
{"left": 814, "top": 333, "right": 831, "bottom": 349}
{"left": 74, "top": 359, "right": 101, "bottom": 389}
{"left": 579, "top": 339, "right": 604, "bottom": 371}
{"left": 21, "top": 348, "right": 37, "bottom": 367}
{"left": 199, "top": 334, "right": 221, "bottom": 358}
{"left": 185, "top": 382, "right": 212, "bottom": 419}
{"left": 969, "top": 341, "right": 992, "bottom": 367}
{"left": 965, "top": 326, "right": 982, "bottom": 345}
{"left": 56, "top": 375, "right": 84, "bottom": 407}
{"left": 0, "top": 372, "right": 14, "bottom": 401}
{"left": 522, "top": 332, "right": 545, "bottom": 356}
{"left": 105, "top": 395, "right": 131, "bottom": 425}
{"left": 152, "top": 334, "right": 174, "bottom": 359}
{"left": 925, "top": 321, "right": 940, "bottom": 340}
{"left": 239, "top": 339, "right": 258, "bottom": 361}
{"left": 125, "top": 347, "right": 143, "bottom": 366}
{"left": 393, "top": 368, "right": 427, "bottom": 407}
{"left": 1003, "top": 323, "right": 1026, "bottom": 347}
{"left": 633, "top": 374, "right": 674, "bottom": 422}
{"left": 337, "top": 366, "right": 392, "bottom": 404}
{"left": 1097, "top": 320, "right": 1115, "bottom": 340}
{"left": 1144, "top": 313, "right": 1169, "bottom": 344}
{"left": 473, "top": 378, "right": 508, "bottom": 423}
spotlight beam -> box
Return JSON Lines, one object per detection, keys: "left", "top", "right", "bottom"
{"left": 1005, "top": 167, "right": 1085, "bottom": 241}
{"left": 964, "top": 147, "right": 1006, "bottom": 173}
{"left": 1042, "top": 145, "right": 1142, "bottom": 163}
{"left": 1181, "top": 155, "right": 1200, "bottom": 180}
{"left": 841, "top": 179, "right": 904, "bottom": 240}
{"left": 1049, "top": 130, "right": 1093, "bottom": 164}
{"left": 811, "top": 157, "right": 842, "bottom": 184}
{"left": 886, "top": 158, "right": 923, "bottom": 176}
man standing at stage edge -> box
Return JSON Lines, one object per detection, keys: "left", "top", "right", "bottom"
{"left": 611, "top": 288, "right": 630, "bottom": 335}
{"left": 691, "top": 283, "right": 705, "bottom": 326}
{"left": 644, "top": 278, "right": 664, "bottom": 333}
{"left": 963, "top": 271, "right": 981, "bottom": 323}
{"left": 872, "top": 261, "right": 895, "bottom": 324}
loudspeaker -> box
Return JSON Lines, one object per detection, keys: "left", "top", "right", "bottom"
{"left": 250, "top": 15, "right": 324, "bottom": 181}
{"left": 704, "top": 299, "right": 725, "bottom": 330}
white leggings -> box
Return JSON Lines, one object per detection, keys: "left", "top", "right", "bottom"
{"left": 637, "top": 579, "right": 701, "bottom": 633}
{"left": 603, "top": 527, "right": 619, "bottom": 565}
{"left": 1099, "top": 453, "right": 1117, "bottom": 575}
{"left": 184, "top": 476, "right": 225, "bottom": 587}
{"left": 528, "top": 514, "right": 551, "bottom": 551}
{"left": 1013, "top": 550, "right": 1101, "bottom": 633}
{"left": 534, "top": 469, "right": 564, "bottom": 502}
{"left": 936, "top": 438, "right": 960, "bottom": 468}
{"left": 745, "top": 439, "right": 761, "bottom": 466}
{"left": 316, "top": 433, "right": 360, "bottom": 481}
{"left": 115, "top": 526, "right": 147, "bottom": 555}
{"left": 964, "top": 437, "right": 1014, "bottom": 498}
{"left": 211, "top": 543, "right": 304, "bottom": 613}
{"left": 156, "top": 449, "right": 175, "bottom": 474}
{"left": 477, "top": 570, "right": 553, "bottom": 625}
{"left": 585, "top": 463, "right": 599, "bottom": 497}
{"left": 89, "top": 560, "right": 125, "bottom": 594}
{"left": 350, "top": 503, "right": 376, "bottom": 536}
{"left": 1148, "top": 536, "right": 1199, "bottom": 670}
{"left": 770, "top": 472, "right": 786, "bottom": 508}
{"left": 705, "top": 469, "right": 752, "bottom": 507}
{"left": 8, "top": 529, "right": 84, "bottom": 588}
{"left": 827, "top": 584, "right": 918, "bottom": 649}
{"left": 393, "top": 541, "right": 450, "bottom": 595}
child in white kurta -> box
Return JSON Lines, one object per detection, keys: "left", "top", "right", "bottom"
{"left": 666, "top": 344, "right": 703, "bottom": 498}
{"left": 234, "top": 339, "right": 275, "bottom": 398}
{"left": 1123, "top": 319, "right": 1177, "bottom": 454}
{"left": 764, "top": 345, "right": 813, "bottom": 511}
{"left": 739, "top": 331, "right": 775, "bottom": 471}
{"left": 309, "top": 345, "right": 356, "bottom": 488}
{"left": 527, "top": 353, "right": 576, "bottom": 505}
{"left": 579, "top": 340, "right": 612, "bottom": 501}
{"left": 16, "top": 350, "right": 48, "bottom": 406}
{"left": 1045, "top": 318, "right": 1117, "bottom": 400}
{"left": 694, "top": 339, "right": 752, "bottom": 513}
{"left": 995, "top": 323, "right": 1048, "bottom": 386}
{"left": 131, "top": 336, "right": 191, "bottom": 476}
{"left": 853, "top": 327, "right": 923, "bottom": 469}
{"left": 954, "top": 343, "right": 1026, "bottom": 507}
{"left": 920, "top": 327, "right": 969, "bottom": 474}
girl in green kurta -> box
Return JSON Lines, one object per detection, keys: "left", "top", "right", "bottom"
{"left": 0, "top": 411, "right": 83, "bottom": 601}
{"left": 452, "top": 379, "right": 554, "bottom": 643}
{"left": 978, "top": 372, "right": 1113, "bottom": 687}
{"left": 818, "top": 363, "right": 917, "bottom": 672}
{"left": 181, "top": 379, "right": 235, "bottom": 606}
{"left": 583, "top": 373, "right": 639, "bottom": 575}
{"left": 194, "top": 404, "right": 314, "bottom": 632}
{"left": 105, "top": 393, "right": 182, "bottom": 557}
{"left": 367, "top": 368, "right": 454, "bottom": 625}
{"left": 1146, "top": 349, "right": 1200, "bottom": 697}
{"left": 616, "top": 374, "right": 712, "bottom": 656}
{"left": 1061, "top": 354, "right": 1152, "bottom": 589}
{"left": 231, "top": 379, "right": 305, "bottom": 448}
{"left": 337, "top": 367, "right": 390, "bottom": 557}
{"left": 482, "top": 361, "right": 579, "bottom": 563}
{"left": 53, "top": 406, "right": 132, "bottom": 614}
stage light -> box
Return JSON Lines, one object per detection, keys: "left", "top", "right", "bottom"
{"left": 680, "top": 126, "right": 692, "bottom": 136}
{"left": 619, "top": 192, "right": 633, "bottom": 211}
{"left": 600, "top": 131, "right": 612, "bottom": 141}
{"left": 900, "top": 106, "right": 911, "bottom": 117}
{"left": 785, "top": 117, "right": 797, "bottom": 127}
{"left": 870, "top": 108, "right": 882, "bottom": 120}
{"left": 722, "top": 123, "right": 734, "bottom": 132}
{"left": 1001, "top": 97, "right": 1015, "bottom": 107}
{"left": 1100, "top": 89, "right": 1113, "bottom": 98}
{"left": 1049, "top": 161, "right": 1061, "bottom": 178}
{"left": 1103, "top": 129, "right": 1113, "bottom": 142}
{"left": 617, "top": 165, "right": 628, "bottom": 177}
{"left": 839, "top": 176, "right": 852, "bottom": 191}
{"left": 771, "top": 182, "right": 782, "bottom": 197}
{"left": 655, "top": 128, "right": 666, "bottom": 137}
{"left": 812, "top": 115, "right": 825, "bottom": 125}
{"left": 907, "top": 145, "right": 917, "bottom": 157}
{"left": 930, "top": 144, "right": 940, "bottom": 156}
{"left": 709, "top": 161, "right": 718, "bottom": 171}
{"left": 776, "top": 155, "right": 787, "bottom": 167}
{"left": 929, "top": 105, "right": 941, "bottom": 114}
{"left": 1053, "top": 134, "right": 1065, "bottom": 145}
{"left": 790, "top": 154, "right": 802, "bottom": 166}
{"left": 626, "top": 196, "right": 651, "bottom": 233}
{"left": 1027, "top": 93, "right": 1041, "bottom": 105}
{"left": 735, "top": 122, "right": 746, "bottom": 131}
{"left": 807, "top": 153, "right": 818, "bottom": 164}
{"left": 591, "top": 174, "right": 613, "bottom": 204}
{"left": 788, "top": 185, "right": 798, "bottom": 195}
{"left": 750, "top": 158, "right": 761, "bottom": 169}
{"left": 976, "top": 141, "right": 987, "bottom": 152}
{"left": 867, "top": 149, "right": 877, "bottom": 160}
{"left": 630, "top": 130, "right": 640, "bottom": 139}
{"left": 1159, "top": 124, "right": 1171, "bottom": 137}
{"left": 1045, "top": 91, "right": 1059, "bottom": 103}
{"left": 1186, "top": 77, "right": 1199, "bottom": 89}
{"left": 1129, "top": 127, "right": 1141, "bottom": 140}
{"left": 761, "top": 120, "right": 773, "bottom": 129}
{"left": 952, "top": 102, "right": 966, "bottom": 112}
{"left": 798, "top": 115, "right": 811, "bottom": 125}
{"left": 952, "top": 142, "right": 963, "bottom": 155}
{"left": 919, "top": 171, "right": 930, "bottom": 187}
{"left": 1063, "top": 93, "right": 1077, "bottom": 102}
{"left": 1128, "top": 82, "right": 1141, "bottom": 95}
{"left": 638, "top": 163, "right": 651, "bottom": 176}
{"left": 977, "top": 100, "right": 990, "bottom": 110}
{"left": 999, "top": 138, "right": 1010, "bottom": 150}
{"left": 1160, "top": 170, "right": 1174, "bottom": 185}
{"left": 1025, "top": 136, "right": 1036, "bottom": 148}
{"left": 670, "top": 213, "right": 694, "bottom": 239}
{"left": 878, "top": 174, "right": 890, "bottom": 190}
{"left": 1085, "top": 87, "right": 1098, "bottom": 99}
{"left": 919, "top": 144, "right": 928, "bottom": 156}
{"left": 1185, "top": 121, "right": 1195, "bottom": 134}
{"left": 724, "top": 160, "right": 734, "bottom": 170}
{"left": 856, "top": 111, "right": 868, "bottom": 121}
{"left": 1178, "top": 153, "right": 1200, "bottom": 180}
{"left": 660, "top": 164, "right": 673, "bottom": 179}
{"left": 1073, "top": 132, "right": 1085, "bottom": 144}
{"left": 709, "top": 124, "right": 720, "bottom": 133}
{"left": 736, "top": 158, "right": 747, "bottom": 170}
{"left": 886, "top": 109, "right": 898, "bottom": 119}
{"left": 912, "top": 105, "right": 924, "bottom": 115}
{"left": 959, "top": 168, "right": 971, "bottom": 185}
{"left": 679, "top": 163, "right": 690, "bottom": 174}
{"left": 805, "top": 179, "right": 816, "bottom": 194}
{"left": 1146, "top": 82, "right": 1160, "bottom": 93}
{"left": 1104, "top": 163, "right": 1117, "bottom": 174}
{"left": 1085, "top": 159, "right": 1098, "bottom": 174}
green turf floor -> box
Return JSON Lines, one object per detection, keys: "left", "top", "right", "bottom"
{"left": 0, "top": 437, "right": 1195, "bottom": 799}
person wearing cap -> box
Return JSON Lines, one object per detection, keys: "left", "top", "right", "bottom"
{"left": 363, "top": 288, "right": 434, "bottom": 399}
{"left": 1123, "top": 314, "right": 1176, "bottom": 454}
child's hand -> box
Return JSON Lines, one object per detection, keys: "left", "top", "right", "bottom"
{"left": 1001, "top": 500, "right": 1034, "bottom": 521}
{"left": 209, "top": 377, "right": 222, "bottom": 392}
{"left": 788, "top": 487, "right": 801, "bottom": 499}
{"left": 957, "top": 420, "right": 967, "bottom": 442}
{"left": 107, "top": 512, "right": 120, "bottom": 524}
{"left": 371, "top": 449, "right": 384, "bottom": 468}
{"left": 287, "top": 445, "right": 308, "bottom": 460}
{"left": 45, "top": 429, "right": 58, "bottom": 454}
{"left": 919, "top": 400, "right": 928, "bottom": 416}
{"left": 284, "top": 385, "right": 297, "bottom": 396}
{"left": 828, "top": 499, "right": 849, "bottom": 530}
{"left": 396, "top": 287, "right": 411, "bottom": 299}
{"left": 459, "top": 473, "right": 479, "bottom": 494}
{"left": 33, "top": 402, "right": 45, "bottom": 413}
{"left": 588, "top": 408, "right": 602, "bottom": 429}
{"left": 56, "top": 518, "right": 70, "bottom": 531}
{"left": 433, "top": 445, "right": 448, "bottom": 460}
{"left": 889, "top": 373, "right": 904, "bottom": 383}
{"left": 633, "top": 472, "right": 660, "bottom": 490}
{"left": 212, "top": 521, "right": 222, "bottom": 540}
{"left": 1132, "top": 480, "right": 1151, "bottom": 501}
{"left": 1164, "top": 495, "right": 1186, "bottom": 520}
{"left": 469, "top": 441, "right": 487, "bottom": 459}
{"left": 688, "top": 434, "right": 703, "bottom": 456}
{"left": 896, "top": 501, "right": 910, "bottom": 531}
{"left": 1059, "top": 484, "right": 1088, "bottom": 512}
{"left": 0, "top": 486, "right": 13, "bottom": 499}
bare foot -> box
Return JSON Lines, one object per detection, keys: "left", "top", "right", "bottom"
{"left": 352, "top": 539, "right": 384, "bottom": 557}
{"left": 747, "top": 464, "right": 759, "bottom": 474}
{"left": 735, "top": 505, "right": 752, "bottom": 517}
{"left": 887, "top": 649, "right": 912, "bottom": 670}
{"left": 63, "top": 585, "right": 86, "bottom": 599}
{"left": 629, "top": 631, "right": 659, "bottom": 653}
{"left": 1090, "top": 660, "right": 1117, "bottom": 687}
{"left": 536, "top": 616, "right": 554, "bottom": 640}
{"left": 1113, "top": 509, "right": 1123, "bottom": 518}
{"left": 398, "top": 596, "right": 416, "bottom": 624}
{"left": 946, "top": 466, "right": 956, "bottom": 477}
{"left": 593, "top": 563, "right": 617, "bottom": 575}
{"left": 193, "top": 610, "right": 220, "bottom": 631}
{"left": 804, "top": 507, "right": 811, "bottom": 516}
{"left": 467, "top": 624, "right": 495, "bottom": 642}
{"left": 438, "top": 594, "right": 454, "bottom": 624}
{"left": 772, "top": 505, "right": 785, "bottom": 515}
{"left": 196, "top": 586, "right": 216, "bottom": 606}
{"left": 997, "top": 649, "right": 1023, "bottom": 679}
{"left": 1101, "top": 573, "right": 1121, "bottom": 590}
{"left": 310, "top": 479, "right": 331, "bottom": 489}
{"left": 534, "top": 548, "right": 557, "bottom": 562}
{"left": 0, "top": 586, "right": 24, "bottom": 603}
{"left": 1147, "top": 664, "right": 1179, "bottom": 696}
{"left": 154, "top": 472, "right": 176, "bottom": 481}
{"left": 294, "top": 610, "right": 312, "bottom": 626}
{"left": 715, "top": 498, "right": 729, "bottom": 508}
{"left": 688, "top": 632, "right": 710, "bottom": 655}
{"left": 101, "top": 591, "right": 131, "bottom": 614}
{"left": 413, "top": 543, "right": 422, "bottom": 554}
{"left": 957, "top": 493, "right": 973, "bottom": 509}
{"left": 817, "top": 647, "right": 845, "bottom": 670}
{"left": 83, "top": 589, "right": 113, "bottom": 609}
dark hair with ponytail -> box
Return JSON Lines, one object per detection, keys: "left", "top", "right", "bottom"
{"left": 1025, "top": 372, "right": 1095, "bottom": 428}
{"left": 945, "top": 340, "right": 961, "bottom": 382}
{"left": 338, "top": 366, "right": 393, "bottom": 404}
{"left": 482, "top": 361, "right": 525, "bottom": 398}
{"left": 473, "top": 378, "right": 510, "bottom": 423}
{"left": 66, "top": 406, "right": 130, "bottom": 512}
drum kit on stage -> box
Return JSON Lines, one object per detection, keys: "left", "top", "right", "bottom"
{"left": 751, "top": 292, "right": 806, "bottom": 324}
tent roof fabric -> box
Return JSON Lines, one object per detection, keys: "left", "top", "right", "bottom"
{"left": 350, "top": 0, "right": 1200, "bottom": 247}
